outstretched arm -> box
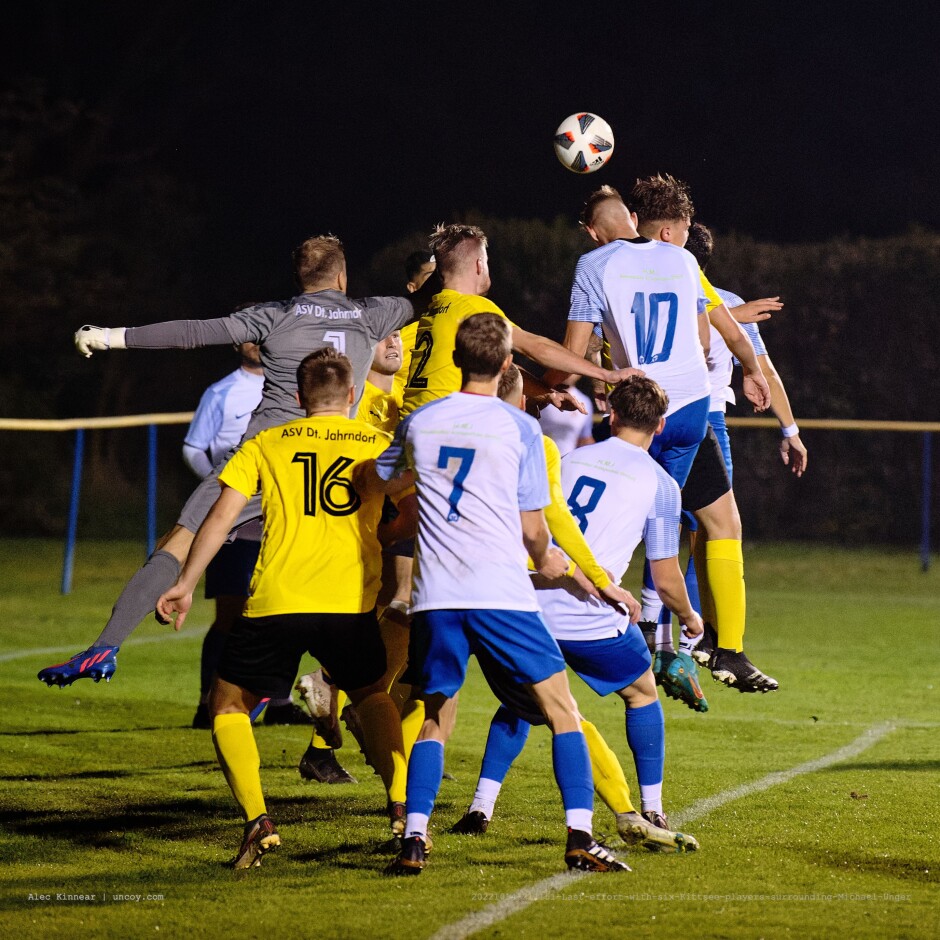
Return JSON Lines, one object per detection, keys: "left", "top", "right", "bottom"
{"left": 536, "top": 321, "right": 643, "bottom": 388}
{"left": 731, "top": 297, "right": 783, "bottom": 324}
{"left": 707, "top": 303, "right": 771, "bottom": 411}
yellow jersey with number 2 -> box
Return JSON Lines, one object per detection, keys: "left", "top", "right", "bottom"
{"left": 400, "top": 290, "right": 512, "bottom": 418}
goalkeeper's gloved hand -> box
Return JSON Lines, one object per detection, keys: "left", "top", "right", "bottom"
{"left": 74, "top": 325, "right": 126, "bottom": 358}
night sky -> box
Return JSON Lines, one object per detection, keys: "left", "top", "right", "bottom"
{"left": 7, "top": 1, "right": 939, "bottom": 287}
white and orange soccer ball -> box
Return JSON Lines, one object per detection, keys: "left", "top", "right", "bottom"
{"left": 553, "top": 112, "right": 615, "bottom": 174}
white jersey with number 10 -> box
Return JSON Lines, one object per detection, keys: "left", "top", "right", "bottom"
{"left": 568, "top": 239, "right": 710, "bottom": 417}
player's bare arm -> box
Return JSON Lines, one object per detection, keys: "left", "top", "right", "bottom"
{"left": 648, "top": 556, "right": 704, "bottom": 639}
{"left": 731, "top": 297, "right": 783, "bottom": 324}
{"left": 156, "top": 485, "right": 249, "bottom": 630}
{"left": 512, "top": 323, "right": 636, "bottom": 389}
{"left": 518, "top": 366, "right": 586, "bottom": 414}
{"left": 540, "top": 320, "right": 643, "bottom": 389}
{"left": 571, "top": 566, "right": 641, "bottom": 621}
{"left": 707, "top": 303, "right": 771, "bottom": 411}
{"left": 758, "top": 352, "right": 808, "bottom": 476}
{"left": 520, "top": 509, "right": 568, "bottom": 579}
{"left": 697, "top": 310, "right": 711, "bottom": 359}
{"left": 352, "top": 459, "right": 415, "bottom": 498}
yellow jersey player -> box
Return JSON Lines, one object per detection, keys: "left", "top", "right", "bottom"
{"left": 156, "top": 348, "right": 411, "bottom": 870}
{"left": 400, "top": 223, "right": 638, "bottom": 419}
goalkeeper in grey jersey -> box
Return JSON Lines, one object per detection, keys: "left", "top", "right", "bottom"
{"left": 39, "top": 235, "right": 419, "bottom": 688}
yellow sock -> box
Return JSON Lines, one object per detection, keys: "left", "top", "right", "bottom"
{"left": 693, "top": 531, "right": 717, "bottom": 627}
{"left": 706, "top": 538, "right": 746, "bottom": 652}
{"left": 582, "top": 719, "right": 636, "bottom": 815}
{"left": 355, "top": 691, "right": 406, "bottom": 799}
{"left": 212, "top": 712, "right": 266, "bottom": 821}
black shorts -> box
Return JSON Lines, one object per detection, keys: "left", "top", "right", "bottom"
{"left": 204, "top": 538, "right": 260, "bottom": 599}
{"left": 217, "top": 610, "right": 387, "bottom": 699}
{"left": 681, "top": 425, "right": 732, "bottom": 513}
{"left": 474, "top": 646, "right": 546, "bottom": 727}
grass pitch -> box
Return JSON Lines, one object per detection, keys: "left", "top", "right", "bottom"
{"left": 1, "top": 539, "right": 938, "bottom": 939}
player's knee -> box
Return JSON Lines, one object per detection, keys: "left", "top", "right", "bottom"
{"left": 695, "top": 491, "right": 741, "bottom": 540}
{"left": 619, "top": 670, "right": 657, "bottom": 707}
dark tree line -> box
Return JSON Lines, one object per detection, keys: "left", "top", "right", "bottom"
{"left": 2, "top": 86, "right": 937, "bottom": 544}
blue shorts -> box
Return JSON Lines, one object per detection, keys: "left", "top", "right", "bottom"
{"left": 707, "top": 410, "right": 734, "bottom": 482}
{"left": 408, "top": 608, "right": 566, "bottom": 698}
{"left": 558, "top": 625, "right": 652, "bottom": 696}
{"left": 648, "top": 396, "right": 710, "bottom": 487}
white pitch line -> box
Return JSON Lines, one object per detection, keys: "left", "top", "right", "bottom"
{"left": 0, "top": 627, "right": 206, "bottom": 664}
{"left": 671, "top": 721, "right": 895, "bottom": 827}
{"left": 428, "top": 721, "right": 896, "bottom": 940}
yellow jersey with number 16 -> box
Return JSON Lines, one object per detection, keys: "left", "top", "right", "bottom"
{"left": 219, "top": 415, "right": 390, "bottom": 617}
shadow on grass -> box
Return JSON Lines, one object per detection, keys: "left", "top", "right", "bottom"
{"left": 0, "top": 759, "right": 217, "bottom": 782}
{"left": 816, "top": 850, "right": 940, "bottom": 883}
{"left": 1, "top": 726, "right": 171, "bottom": 737}
{"left": 827, "top": 760, "right": 940, "bottom": 772}
{"left": 0, "top": 798, "right": 229, "bottom": 846}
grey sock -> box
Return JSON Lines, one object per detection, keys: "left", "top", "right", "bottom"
{"left": 95, "top": 550, "right": 182, "bottom": 646}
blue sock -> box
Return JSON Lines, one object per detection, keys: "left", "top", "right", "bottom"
{"left": 406, "top": 739, "right": 445, "bottom": 818}
{"left": 684, "top": 554, "right": 702, "bottom": 616}
{"left": 551, "top": 730, "right": 593, "bottom": 813}
{"left": 625, "top": 700, "right": 665, "bottom": 787}
{"left": 480, "top": 707, "right": 530, "bottom": 784}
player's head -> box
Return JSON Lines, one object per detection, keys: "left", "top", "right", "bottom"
{"left": 296, "top": 347, "right": 355, "bottom": 413}
{"left": 608, "top": 375, "right": 669, "bottom": 436}
{"left": 429, "top": 223, "right": 490, "bottom": 294}
{"left": 684, "top": 222, "right": 714, "bottom": 271}
{"left": 404, "top": 250, "right": 436, "bottom": 293}
{"left": 580, "top": 185, "right": 639, "bottom": 245}
{"left": 370, "top": 330, "right": 403, "bottom": 377}
{"left": 453, "top": 313, "right": 512, "bottom": 384}
{"left": 496, "top": 362, "right": 524, "bottom": 409}
{"left": 292, "top": 235, "right": 347, "bottom": 293}
{"left": 629, "top": 174, "right": 694, "bottom": 246}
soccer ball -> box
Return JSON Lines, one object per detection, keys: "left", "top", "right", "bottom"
{"left": 553, "top": 113, "right": 614, "bottom": 174}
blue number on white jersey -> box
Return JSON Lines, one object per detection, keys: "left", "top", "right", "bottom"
{"left": 632, "top": 291, "right": 678, "bottom": 365}
{"left": 567, "top": 475, "right": 607, "bottom": 533}
{"left": 437, "top": 446, "right": 476, "bottom": 522}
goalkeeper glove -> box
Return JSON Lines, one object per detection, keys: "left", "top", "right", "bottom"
{"left": 75, "top": 325, "right": 126, "bottom": 358}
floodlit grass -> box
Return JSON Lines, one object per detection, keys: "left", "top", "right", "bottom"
{"left": 1, "top": 539, "right": 938, "bottom": 938}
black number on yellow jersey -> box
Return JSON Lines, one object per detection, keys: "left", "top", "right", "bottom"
{"left": 406, "top": 330, "right": 433, "bottom": 389}
{"left": 292, "top": 453, "right": 361, "bottom": 517}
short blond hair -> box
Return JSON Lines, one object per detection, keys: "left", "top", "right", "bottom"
{"left": 429, "top": 223, "right": 488, "bottom": 278}
{"left": 580, "top": 184, "right": 624, "bottom": 228}
{"left": 296, "top": 347, "right": 353, "bottom": 409}
{"left": 292, "top": 236, "right": 345, "bottom": 291}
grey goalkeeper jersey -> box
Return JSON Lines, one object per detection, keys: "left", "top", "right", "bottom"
{"left": 125, "top": 290, "right": 414, "bottom": 440}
